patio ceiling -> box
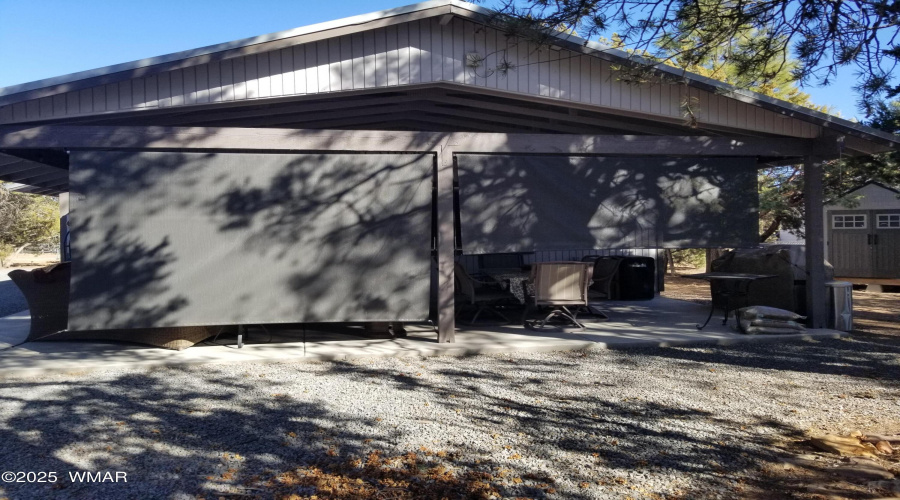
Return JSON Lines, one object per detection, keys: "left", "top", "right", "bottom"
{"left": 0, "top": 150, "right": 68, "bottom": 196}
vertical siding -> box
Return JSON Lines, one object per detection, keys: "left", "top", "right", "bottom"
{"left": 0, "top": 16, "right": 819, "bottom": 138}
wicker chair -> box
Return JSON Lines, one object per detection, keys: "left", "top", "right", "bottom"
{"left": 524, "top": 261, "right": 593, "bottom": 329}
{"left": 8, "top": 263, "right": 217, "bottom": 350}
{"left": 8, "top": 263, "right": 70, "bottom": 339}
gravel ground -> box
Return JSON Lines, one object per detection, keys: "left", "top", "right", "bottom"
{"left": 0, "top": 268, "right": 28, "bottom": 318}
{"left": 1, "top": 336, "right": 898, "bottom": 499}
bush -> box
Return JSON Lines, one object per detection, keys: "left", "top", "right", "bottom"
{"left": 0, "top": 243, "right": 14, "bottom": 268}
{"left": 670, "top": 249, "right": 706, "bottom": 269}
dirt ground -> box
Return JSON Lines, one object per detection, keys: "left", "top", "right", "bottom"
{"left": 661, "top": 266, "right": 900, "bottom": 339}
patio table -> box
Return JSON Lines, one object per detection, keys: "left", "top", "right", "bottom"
{"left": 683, "top": 272, "right": 778, "bottom": 330}
{"left": 482, "top": 268, "right": 532, "bottom": 304}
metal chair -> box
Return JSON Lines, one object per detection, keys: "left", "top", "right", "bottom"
{"left": 589, "top": 256, "right": 622, "bottom": 299}
{"left": 523, "top": 261, "right": 593, "bottom": 329}
{"left": 454, "top": 262, "right": 518, "bottom": 324}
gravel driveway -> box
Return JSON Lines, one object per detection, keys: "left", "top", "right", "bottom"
{"left": 1, "top": 335, "right": 898, "bottom": 499}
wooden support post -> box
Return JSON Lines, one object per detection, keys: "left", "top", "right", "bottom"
{"left": 803, "top": 154, "right": 827, "bottom": 328}
{"left": 59, "top": 192, "right": 69, "bottom": 262}
{"left": 436, "top": 145, "right": 456, "bottom": 342}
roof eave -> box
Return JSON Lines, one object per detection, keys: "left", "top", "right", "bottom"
{"left": 0, "top": 0, "right": 897, "bottom": 150}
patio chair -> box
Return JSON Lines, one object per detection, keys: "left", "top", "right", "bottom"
{"left": 589, "top": 256, "right": 622, "bottom": 299}
{"left": 454, "top": 262, "right": 518, "bottom": 324}
{"left": 524, "top": 261, "right": 593, "bottom": 330}
{"left": 8, "top": 262, "right": 70, "bottom": 339}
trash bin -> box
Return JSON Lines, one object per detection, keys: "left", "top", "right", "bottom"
{"left": 616, "top": 256, "right": 655, "bottom": 300}
{"left": 825, "top": 281, "right": 853, "bottom": 331}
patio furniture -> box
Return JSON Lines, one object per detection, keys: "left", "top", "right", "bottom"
{"left": 8, "top": 262, "right": 70, "bottom": 339}
{"left": 8, "top": 262, "right": 220, "bottom": 350}
{"left": 524, "top": 261, "right": 594, "bottom": 330}
{"left": 482, "top": 268, "right": 532, "bottom": 304}
{"left": 454, "top": 262, "right": 519, "bottom": 324}
{"left": 710, "top": 245, "right": 833, "bottom": 315}
{"left": 683, "top": 272, "right": 778, "bottom": 330}
{"left": 587, "top": 256, "right": 622, "bottom": 299}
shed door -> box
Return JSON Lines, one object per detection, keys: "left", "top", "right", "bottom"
{"left": 828, "top": 210, "right": 873, "bottom": 277}
{"left": 874, "top": 209, "right": 900, "bottom": 278}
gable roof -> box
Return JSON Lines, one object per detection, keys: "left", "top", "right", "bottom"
{"left": 0, "top": 0, "right": 897, "bottom": 151}
{"left": 831, "top": 180, "right": 900, "bottom": 201}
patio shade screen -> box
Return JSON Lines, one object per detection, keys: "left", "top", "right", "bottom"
{"left": 457, "top": 155, "right": 758, "bottom": 252}
{"left": 68, "top": 151, "right": 434, "bottom": 330}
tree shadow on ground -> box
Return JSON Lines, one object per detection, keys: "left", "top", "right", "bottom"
{"left": 0, "top": 341, "right": 896, "bottom": 499}
{"left": 621, "top": 336, "right": 900, "bottom": 385}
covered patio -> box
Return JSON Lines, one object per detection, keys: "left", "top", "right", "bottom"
{"left": 0, "top": 0, "right": 896, "bottom": 352}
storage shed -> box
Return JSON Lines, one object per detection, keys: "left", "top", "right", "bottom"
{"left": 827, "top": 181, "right": 900, "bottom": 279}
{"left": 0, "top": 0, "right": 898, "bottom": 341}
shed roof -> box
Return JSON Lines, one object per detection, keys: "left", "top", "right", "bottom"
{"left": 827, "top": 180, "right": 900, "bottom": 204}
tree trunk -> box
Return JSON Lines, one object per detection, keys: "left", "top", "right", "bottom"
{"left": 705, "top": 248, "right": 726, "bottom": 272}
{"left": 759, "top": 215, "right": 783, "bottom": 243}
{"left": 665, "top": 249, "right": 675, "bottom": 274}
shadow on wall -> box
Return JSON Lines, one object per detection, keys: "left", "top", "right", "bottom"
{"left": 68, "top": 219, "right": 185, "bottom": 329}
{"left": 210, "top": 152, "right": 434, "bottom": 323}
{"left": 457, "top": 155, "right": 758, "bottom": 253}
{"left": 67, "top": 149, "right": 434, "bottom": 330}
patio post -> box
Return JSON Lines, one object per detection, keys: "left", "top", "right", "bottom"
{"left": 803, "top": 154, "right": 827, "bottom": 328}
{"left": 59, "top": 192, "right": 69, "bottom": 262}
{"left": 436, "top": 145, "right": 456, "bottom": 342}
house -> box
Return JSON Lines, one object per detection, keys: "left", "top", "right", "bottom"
{"left": 0, "top": 0, "right": 897, "bottom": 341}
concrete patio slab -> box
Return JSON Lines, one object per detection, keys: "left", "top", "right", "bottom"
{"left": 0, "top": 298, "right": 847, "bottom": 378}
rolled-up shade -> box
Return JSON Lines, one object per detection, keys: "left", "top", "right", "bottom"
{"left": 69, "top": 151, "right": 434, "bottom": 330}
{"left": 457, "top": 155, "right": 758, "bottom": 252}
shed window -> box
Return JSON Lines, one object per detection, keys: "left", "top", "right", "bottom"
{"left": 832, "top": 214, "right": 866, "bottom": 229}
{"left": 877, "top": 214, "right": 900, "bottom": 228}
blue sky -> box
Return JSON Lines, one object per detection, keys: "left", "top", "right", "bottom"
{"left": 0, "top": 0, "right": 864, "bottom": 120}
